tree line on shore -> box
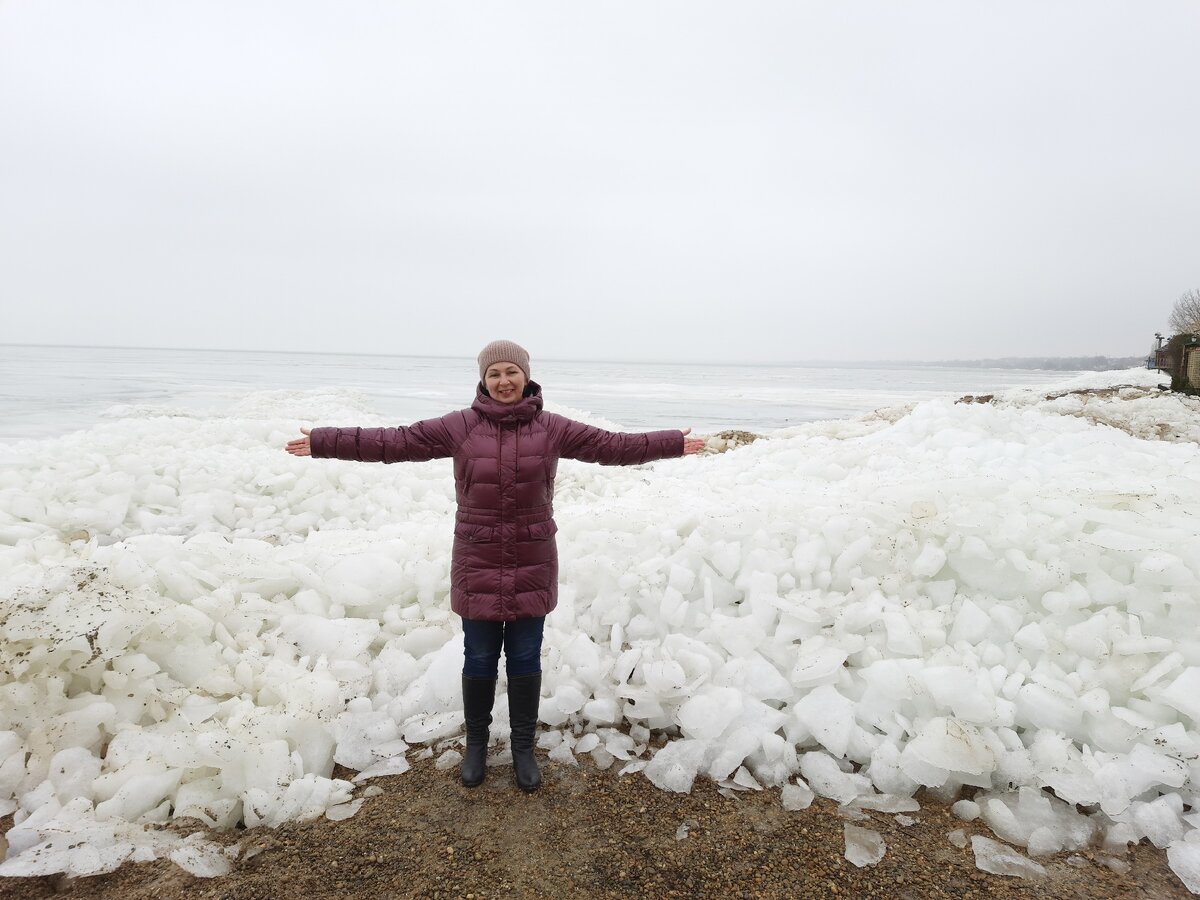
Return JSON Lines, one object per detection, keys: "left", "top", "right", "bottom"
{"left": 1169, "top": 289, "right": 1200, "bottom": 337}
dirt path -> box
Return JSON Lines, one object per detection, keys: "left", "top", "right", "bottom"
{"left": 0, "top": 755, "right": 1189, "bottom": 899}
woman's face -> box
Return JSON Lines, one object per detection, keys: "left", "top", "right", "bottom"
{"left": 484, "top": 361, "right": 527, "bottom": 404}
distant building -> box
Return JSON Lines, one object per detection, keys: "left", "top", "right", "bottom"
{"left": 1149, "top": 333, "right": 1200, "bottom": 395}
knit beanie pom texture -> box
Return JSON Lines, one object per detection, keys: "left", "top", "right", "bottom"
{"left": 477, "top": 340, "right": 531, "bottom": 382}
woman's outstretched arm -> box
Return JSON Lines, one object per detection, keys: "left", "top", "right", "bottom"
{"left": 285, "top": 410, "right": 475, "bottom": 463}
{"left": 550, "top": 416, "right": 704, "bottom": 465}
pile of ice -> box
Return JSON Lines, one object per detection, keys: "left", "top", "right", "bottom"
{"left": 2, "top": 368, "right": 1200, "bottom": 890}
{"left": 994, "top": 366, "right": 1200, "bottom": 444}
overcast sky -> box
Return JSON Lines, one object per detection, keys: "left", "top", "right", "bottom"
{"left": 1, "top": 1, "right": 1196, "bottom": 363}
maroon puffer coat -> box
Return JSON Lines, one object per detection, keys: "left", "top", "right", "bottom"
{"left": 310, "top": 382, "right": 684, "bottom": 621}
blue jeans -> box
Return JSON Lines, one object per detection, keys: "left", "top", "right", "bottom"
{"left": 461, "top": 616, "right": 545, "bottom": 679}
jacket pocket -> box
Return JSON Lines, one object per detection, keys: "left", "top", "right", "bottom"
{"left": 454, "top": 522, "right": 497, "bottom": 543}
{"left": 525, "top": 520, "right": 558, "bottom": 541}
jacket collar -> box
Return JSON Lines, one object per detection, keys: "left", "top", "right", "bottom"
{"left": 472, "top": 381, "right": 544, "bottom": 424}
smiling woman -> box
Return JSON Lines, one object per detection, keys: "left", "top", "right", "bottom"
{"left": 478, "top": 339, "right": 530, "bottom": 404}
{"left": 484, "top": 363, "right": 526, "bottom": 402}
{"left": 284, "top": 339, "right": 705, "bottom": 794}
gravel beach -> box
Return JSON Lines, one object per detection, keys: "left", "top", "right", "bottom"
{"left": 0, "top": 754, "right": 1189, "bottom": 899}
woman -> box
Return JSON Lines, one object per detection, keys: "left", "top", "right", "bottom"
{"left": 286, "top": 340, "right": 704, "bottom": 792}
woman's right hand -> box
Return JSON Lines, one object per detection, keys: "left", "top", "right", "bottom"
{"left": 286, "top": 427, "right": 313, "bottom": 457}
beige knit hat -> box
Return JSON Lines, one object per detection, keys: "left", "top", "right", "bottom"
{"left": 477, "top": 340, "right": 531, "bottom": 382}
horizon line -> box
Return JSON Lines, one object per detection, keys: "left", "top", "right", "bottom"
{"left": 0, "top": 341, "right": 1145, "bottom": 369}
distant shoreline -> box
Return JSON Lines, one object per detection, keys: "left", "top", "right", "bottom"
{"left": 0, "top": 343, "right": 1145, "bottom": 372}
{"left": 905, "top": 356, "right": 1143, "bottom": 372}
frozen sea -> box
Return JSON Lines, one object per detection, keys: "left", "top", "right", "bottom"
{"left": 4, "top": 345, "right": 1200, "bottom": 892}
{"left": 0, "top": 344, "right": 1081, "bottom": 442}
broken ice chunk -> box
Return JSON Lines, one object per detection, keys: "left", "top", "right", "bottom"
{"left": 843, "top": 824, "right": 886, "bottom": 867}
{"left": 353, "top": 756, "right": 411, "bottom": 781}
{"left": 948, "top": 829, "right": 969, "bottom": 849}
{"left": 574, "top": 734, "right": 601, "bottom": 754}
{"left": 169, "top": 840, "right": 232, "bottom": 878}
{"left": 852, "top": 793, "right": 920, "bottom": 813}
{"left": 799, "top": 752, "right": 872, "bottom": 804}
{"left": 792, "top": 684, "right": 855, "bottom": 757}
{"left": 789, "top": 647, "right": 850, "bottom": 689}
{"left": 549, "top": 743, "right": 579, "bottom": 766}
{"left": 324, "top": 799, "right": 362, "bottom": 822}
{"left": 731, "top": 766, "right": 761, "bottom": 790}
{"left": 971, "top": 836, "right": 1046, "bottom": 880}
{"left": 435, "top": 750, "right": 462, "bottom": 771}
{"left": 1168, "top": 841, "right": 1200, "bottom": 892}
{"left": 977, "top": 787, "right": 1095, "bottom": 853}
{"left": 781, "top": 781, "right": 815, "bottom": 811}
{"left": 1130, "top": 793, "right": 1186, "bottom": 848}
{"left": 900, "top": 717, "right": 995, "bottom": 786}
{"left": 951, "top": 799, "right": 980, "bottom": 821}
{"left": 1158, "top": 667, "right": 1200, "bottom": 723}
{"left": 1027, "top": 826, "right": 1061, "bottom": 857}
{"left": 644, "top": 740, "right": 705, "bottom": 793}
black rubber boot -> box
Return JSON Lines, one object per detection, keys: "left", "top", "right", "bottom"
{"left": 507, "top": 673, "right": 542, "bottom": 793}
{"left": 460, "top": 675, "right": 496, "bottom": 788}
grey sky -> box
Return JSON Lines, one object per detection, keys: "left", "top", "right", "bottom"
{"left": 1, "top": 1, "right": 1196, "bottom": 363}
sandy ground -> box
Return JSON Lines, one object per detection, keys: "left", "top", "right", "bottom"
{"left": 0, "top": 752, "right": 1190, "bottom": 900}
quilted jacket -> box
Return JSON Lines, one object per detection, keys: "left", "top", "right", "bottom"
{"left": 309, "top": 382, "right": 685, "bottom": 621}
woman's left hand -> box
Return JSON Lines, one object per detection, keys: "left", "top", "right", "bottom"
{"left": 680, "top": 427, "right": 705, "bottom": 455}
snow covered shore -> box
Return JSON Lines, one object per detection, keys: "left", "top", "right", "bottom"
{"left": 3, "top": 367, "right": 1200, "bottom": 889}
